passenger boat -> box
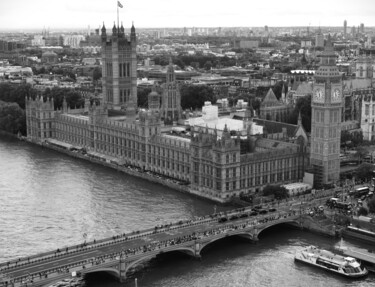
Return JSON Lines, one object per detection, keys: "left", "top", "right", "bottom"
{"left": 294, "top": 246, "right": 368, "bottom": 278}
{"left": 335, "top": 240, "right": 375, "bottom": 273}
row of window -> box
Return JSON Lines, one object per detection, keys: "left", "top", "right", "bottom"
{"left": 314, "top": 110, "right": 339, "bottom": 123}
{"left": 312, "top": 142, "right": 339, "bottom": 155}
{"left": 119, "top": 63, "right": 130, "bottom": 78}
{"left": 313, "top": 127, "right": 338, "bottom": 139}
{"left": 364, "top": 104, "right": 375, "bottom": 116}
{"left": 195, "top": 169, "right": 298, "bottom": 191}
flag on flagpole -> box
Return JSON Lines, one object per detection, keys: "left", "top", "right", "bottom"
{"left": 118, "top": 1, "right": 123, "bottom": 8}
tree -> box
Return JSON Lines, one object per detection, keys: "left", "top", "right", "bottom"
{"left": 341, "top": 130, "right": 364, "bottom": 148}
{"left": 355, "top": 146, "right": 368, "bottom": 162}
{"left": 262, "top": 184, "right": 289, "bottom": 200}
{"left": 272, "top": 81, "right": 286, "bottom": 99}
{"left": 137, "top": 87, "right": 151, "bottom": 108}
{"left": 173, "top": 58, "right": 185, "bottom": 70}
{"left": 0, "top": 101, "right": 26, "bottom": 135}
{"left": 252, "top": 98, "right": 261, "bottom": 112}
{"left": 180, "top": 84, "right": 215, "bottom": 110}
{"left": 356, "top": 163, "right": 374, "bottom": 181}
{"left": 0, "top": 83, "right": 37, "bottom": 109}
{"left": 92, "top": 67, "right": 102, "bottom": 83}
{"left": 289, "top": 95, "right": 312, "bottom": 132}
{"left": 204, "top": 61, "right": 212, "bottom": 71}
{"left": 368, "top": 198, "right": 375, "bottom": 214}
{"left": 357, "top": 206, "right": 369, "bottom": 216}
{"left": 43, "top": 87, "right": 84, "bottom": 110}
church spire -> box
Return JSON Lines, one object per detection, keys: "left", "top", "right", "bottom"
{"left": 130, "top": 21, "right": 136, "bottom": 42}
{"left": 297, "top": 110, "right": 302, "bottom": 126}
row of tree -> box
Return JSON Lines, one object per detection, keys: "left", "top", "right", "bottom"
{"left": 0, "top": 83, "right": 86, "bottom": 135}
{"left": 0, "top": 101, "right": 26, "bottom": 135}
{"left": 0, "top": 83, "right": 85, "bottom": 111}
{"left": 153, "top": 55, "right": 237, "bottom": 70}
{"left": 137, "top": 84, "right": 216, "bottom": 111}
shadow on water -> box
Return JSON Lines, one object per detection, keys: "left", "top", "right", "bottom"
{"left": 84, "top": 252, "right": 195, "bottom": 287}
{"left": 84, "top": 225, "right": 300, "bottom": 287}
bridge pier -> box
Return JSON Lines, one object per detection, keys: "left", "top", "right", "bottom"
{"left": 119, "top": 255, "right": 127, "bottom": 283}
{"left": 194, "top": 241, "right": 201, "bottom": 260}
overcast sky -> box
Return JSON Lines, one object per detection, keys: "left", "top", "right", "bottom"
{"left": 0, "top": 0, "right": 374, "bottom": 31}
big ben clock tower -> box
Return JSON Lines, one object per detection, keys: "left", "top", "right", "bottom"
{"left": 310, "top": 35, "right": 342, "bottom": 188}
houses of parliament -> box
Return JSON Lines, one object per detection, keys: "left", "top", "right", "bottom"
{"left": 25, "top": 22, "right": 339, "bottom": 202}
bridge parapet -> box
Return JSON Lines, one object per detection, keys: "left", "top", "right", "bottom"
{"left": 0, "top": 190, "right": 338, "bottom": 273}
{"left": 0, "top": 197, "right": 337, "bottom": 287}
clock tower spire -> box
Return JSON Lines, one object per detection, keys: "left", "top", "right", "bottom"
{"left": 310, "top": 35, "right": 342, "bottom": 188}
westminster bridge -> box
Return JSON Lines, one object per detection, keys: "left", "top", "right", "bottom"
{"left": 0, "top": 192, "right": 337, "bottom": 287}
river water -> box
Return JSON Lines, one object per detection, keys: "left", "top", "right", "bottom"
{"left": 0, "top": 135, "right": 373, "bottom": 287}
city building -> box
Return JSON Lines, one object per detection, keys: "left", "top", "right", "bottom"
{"left": 41, "top": 51, "right": 58, "bottom": 64}
{"left": 355, "top": 56, "right": 375, "bottom": 79}
{"left": 359, "top": 88, "right": 375, "bottom": 141}
{"left": 160, "top": 59, "right": 181, "bottom": 124}
{"left": 360, "top": 23, "right": 365, "bottom": 34}
{"left": 315, "top": 29, "right": 324, "bottom": 47}
{"left": 25, "top": 22, "right": 309, "bottom": 203}
{"left": 344, "top": 20, "right": 347, "bottom": 38}
{"left": 259, "top": 88, "right": 292, "bottom": 122}
{"left": 101, "top": 22, "right": 137, "bottom": 116}
{"left": 310, "top": 36, "right": 342, "bottom": 187}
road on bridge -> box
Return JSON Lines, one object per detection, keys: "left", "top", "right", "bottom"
{"left": 0, "top": 190, "right": 336, "bottom": 286}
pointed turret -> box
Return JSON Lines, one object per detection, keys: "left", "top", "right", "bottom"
{"left": 112, "top": 22, "right": 117, "bottom": 37}
{"left": 62, "top": 96, "right": 68, "bottom": 113}
{"left": 297, "top": 110, "right": 302, "bottom": 126}
{"left": 119, "top": 22, "right": 125, "bottom": 37}
{"left": 101, "top": 22, "right": 106, "bottom": 41}
{"left": 281, "top": 84, "right": 286, "bottom": 103}
{"left": 166, "top": 57, "right": 175, "bottom": 83}
{"left": 130, "top": 21, "right": 136, "bottom": 42}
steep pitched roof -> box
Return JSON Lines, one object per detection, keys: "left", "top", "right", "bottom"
{"left": 343, "top": 79, "right": 372, "bottom": 91}
{"left": 253, "top": 118, "right": 299, "bottom": 138}
{"left": 261, "top": 88, "right": 283, "bottom": 107}
{"left": 295, "top": 82, "right": 313, "bottom": 95}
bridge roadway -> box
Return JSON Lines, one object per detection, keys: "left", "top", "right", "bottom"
{"left": 0, "top": 191, "right": 336, "bottom": 287}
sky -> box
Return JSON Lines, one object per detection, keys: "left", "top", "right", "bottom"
{"left": 0, "top": 0, "right": 375, "bottom": 31}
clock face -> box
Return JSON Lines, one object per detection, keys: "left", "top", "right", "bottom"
{"left": 331, "top": 88, "right": 341, "bottom": 103}
{"left": 314, "top": 88, "right": 325, "bottom": 103}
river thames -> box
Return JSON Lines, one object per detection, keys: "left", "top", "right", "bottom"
{"left": 0, "top": 135, "right": 374, "bottom": 286}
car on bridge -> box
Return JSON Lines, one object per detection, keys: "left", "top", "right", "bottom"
{"left": 229, "top": 215, "right": 239, "bottom": 221}
{"left": 218, "top": 217, "right": 228, "bottom": 223}
{"left": 249, "top": 211, "right": 259, "bottom": 216}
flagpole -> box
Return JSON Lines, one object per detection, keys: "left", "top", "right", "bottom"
{"left": 117, "top": 1, "right": 119, "bottom": 29}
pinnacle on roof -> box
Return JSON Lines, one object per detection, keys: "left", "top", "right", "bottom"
{"left": 326, "top": 34, "right": 332, "bottom": 48}
{"left": 120, "top": 22, "right": 125, "bottom": 34}
{"left": 112, "top": 22, "right": 117, "bottom": 34}
{"left": 298, "top": 110, "right": 302, "bottom": 126}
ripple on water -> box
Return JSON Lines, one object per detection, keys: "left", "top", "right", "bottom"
{"left": 1, "top": 137, "right": 374, "bottom": 287}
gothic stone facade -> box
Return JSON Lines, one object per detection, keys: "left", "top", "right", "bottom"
{"left": 310, "top": 38, "right": 342, "bottom": 187}
{"left": 25, "top": 96, "right": 307, "bottom": 201}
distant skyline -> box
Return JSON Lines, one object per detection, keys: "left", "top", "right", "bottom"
{"left": 1, "top": 0, "right": 375, "bottom": 31}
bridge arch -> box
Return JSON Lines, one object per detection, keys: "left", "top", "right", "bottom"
{"left": 199, "top": 232, "right": 256, "bottom": 255}
{"left": 82, "top": 267, "right": 120, "bottom": 279}
{"left": 257, "top": 220, "right": 300, "bottom": 238}
{"left": 125, "top": 246, "right": 196, "bottom": 274}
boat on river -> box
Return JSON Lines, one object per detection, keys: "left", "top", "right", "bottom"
{"left": 335, "top": 242, "right": 375, "bottom": 273}
{"left": 295, "top": 246, "right": 368, "bottom": 278}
